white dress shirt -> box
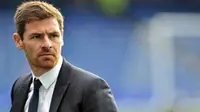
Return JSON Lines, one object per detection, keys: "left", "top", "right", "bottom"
{"left": 24, "top": 56, "right": 63, "bottom": 112}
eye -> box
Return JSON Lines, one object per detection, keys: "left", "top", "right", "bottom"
{"left": 49, "top": 33, "right": 59, "bottom": 38}
{"left": 31, "top": 34, "right": 41, "bottom": 39}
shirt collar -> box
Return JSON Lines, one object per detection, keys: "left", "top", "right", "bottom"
{"left": 32, "top": 55, "right": 63, "bottom": 89}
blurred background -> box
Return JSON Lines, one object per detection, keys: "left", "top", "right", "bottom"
{"left": 1, "top": 0, "right": 200, "bottom": 112}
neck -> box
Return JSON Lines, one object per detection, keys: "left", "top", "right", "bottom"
{"left": 31, "top": 66, "right": 52, "bottom": 77}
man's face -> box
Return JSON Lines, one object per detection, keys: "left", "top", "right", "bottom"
{"left": 13, "top": 18, "right": 63, "bottom": 69}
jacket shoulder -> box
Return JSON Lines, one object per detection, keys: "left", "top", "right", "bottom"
{"left": 11, "top": 74, "right": 32, "bottom": 103}
{"left": 70, "top": 64, "right": 102, "bottom": 84}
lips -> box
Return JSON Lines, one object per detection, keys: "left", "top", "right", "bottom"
{"left": 39, "top": 53, "right": 54, "bottom": 56}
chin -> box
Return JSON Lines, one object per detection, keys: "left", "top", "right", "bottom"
{"left": 40, "top": 60, "right": 56, "bottom": 68}
{"left": 40, "top": 63, "right": 55, "bottom": 69}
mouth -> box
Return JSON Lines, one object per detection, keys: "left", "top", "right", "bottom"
{"left": 39, "top": 53, "right": 54, "bottom": 56}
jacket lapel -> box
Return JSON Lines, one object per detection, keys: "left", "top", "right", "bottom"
{"left": 10, "top": 75, "right": 32, "bottom": 112}
{"left": 49, "top": 59, "right": 72, "bottom": 112}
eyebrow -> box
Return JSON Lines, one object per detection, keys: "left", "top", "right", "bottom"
{"left": 29, "top": 31, "right": 60, "bottom": 36}
{"left": 30, "top": 32, "right": 43, "bottom": 35}
{"left": 48, "top": 31, "right": 60, "bottom": 34}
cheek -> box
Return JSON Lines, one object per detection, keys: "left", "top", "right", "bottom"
{"left": 54, "top": 42, "right": 62, "bottom": 51}
{"left": 55, "top": 46, "right": 62, "bottom": 54}
{"left": 24, "top": 45, "right": 39, "bottom": 57}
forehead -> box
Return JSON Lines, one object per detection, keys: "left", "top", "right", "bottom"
{"left": 24, "top": 18, "right": 60, "bottom": 35}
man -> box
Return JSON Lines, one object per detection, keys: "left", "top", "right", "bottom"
{"left": 10, "top": 1, "right": 117, "bottom": 112}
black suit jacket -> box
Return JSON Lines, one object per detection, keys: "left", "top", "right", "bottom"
{"left": 10, "top": 59, "right": 118, "bottom": 112}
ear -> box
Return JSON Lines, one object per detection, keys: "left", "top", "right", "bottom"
{"left": 13, "top": 33, "right": 24, "bottom": 50}
{"left": 61, "top": 30, "right": 64, "bottom": 46}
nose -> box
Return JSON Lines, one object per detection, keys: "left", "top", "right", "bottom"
{"left": 41, "top": 36, "right": 52, "bottom": 50}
